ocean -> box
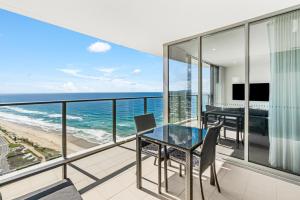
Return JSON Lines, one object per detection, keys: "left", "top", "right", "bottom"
{"left": 0, "top": 92, "right": 163, "bottom": 144}
{"left": 0, "top": 92, "right": 201, "bottom": 144}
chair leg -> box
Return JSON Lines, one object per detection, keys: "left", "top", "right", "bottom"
{"left": 179, "top": 164, "right": 182, "bottom": 177}
{"left": 199, "top": 174, "right": 205, "bottom": 200}
{"left": 213, "top": 163, "right": 221, "bottom": 193}
{"left": 168, "top": 160, "right": 171, "bottom": 167}
{"left": 224, "top": 127, "right": 226, "bottom": 139}
{"left": 164, "top": 146, "right": 168, "bottom": 192}
{"left": 154, "top": 158, "right": 157, "bottom": 165}
{"left": 164, "top": 161, "right": 168, "bottom": 192}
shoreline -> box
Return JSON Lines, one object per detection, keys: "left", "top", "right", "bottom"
{"left": 0, "top": 119, "right": 99, "bottom": 154}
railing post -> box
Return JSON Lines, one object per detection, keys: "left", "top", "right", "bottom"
{"left": 143, "top": 97, "right": 147, "bottom": 114}
{"left": 112, "top": 99, "right": 117, "bottom": 143}
{"left": 62, "top": 101, "right": 67, "bottom": 179}
{"left": 196, "top": 95, "right": 199, "bottom": 120}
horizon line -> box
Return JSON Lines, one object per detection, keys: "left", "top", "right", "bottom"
{"left": 0, "top": 91, "right": 164, "bottom": 95}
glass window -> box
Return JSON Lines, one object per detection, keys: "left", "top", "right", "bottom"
{"left": 249, "top": 10, "right": 300, "bottom": 175}
{"left": 202, "top": 27, "right": 245, "bottom": 159}
{"left": 168, "top": 38, "right": 199, "bottom": 127}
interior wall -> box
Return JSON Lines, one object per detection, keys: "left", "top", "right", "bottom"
{"left": 203, "top": 21, "right": 272, "bottom": 109}
{"left": 223, "top": 64, "right": 245, "bottom": 106}
{"left": 222, "top": 57, "right": 270, "bottom": 108}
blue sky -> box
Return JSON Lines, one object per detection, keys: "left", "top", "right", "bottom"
{"left": 0, "top": 9, "right": 163, "bottom": 93}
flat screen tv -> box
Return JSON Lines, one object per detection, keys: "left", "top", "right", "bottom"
{"left": 232, "top": 83, "right": 269, "bottom": 101}
{"left": 232, "top": 84, "right": 245, "bottom": 100}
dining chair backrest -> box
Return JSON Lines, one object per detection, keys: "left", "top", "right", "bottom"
{"left": 199, "top": 121, "right": 223, "bottom": 174}
{"left": 134, "top": 114, "right": 157, "bottom": 148}
{"left": 134, "top": 113, "right": 156, "bottom": 133}
{"left": 206, "top": 105, "right": 218, "bottom": 112}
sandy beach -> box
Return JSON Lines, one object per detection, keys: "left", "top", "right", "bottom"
{"left": 0, "top": 119, "right": 98, "bottom": 154}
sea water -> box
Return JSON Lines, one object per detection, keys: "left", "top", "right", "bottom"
{"left": 0, "top": 92, "right": 163, "bottom": 144}
{"left": 0, "top": 92, "right": 203, "bottom": 144}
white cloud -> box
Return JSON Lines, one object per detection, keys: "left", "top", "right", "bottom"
{"left": 58, "top": 68, "right": 109, "bottom": 81}
{"left": 87, "top": 42, "right": 111, "bottom": 53}
{"left": 97, "top": 68, "right": 116, "bottom": 74}
{"left": 62, "top": 82, "right": 79, "bottom": 92}
{"left": 111, "top": 78, "right": 136, "bottom": 86}
{"left": 58, "top": 68, "right": 136, "bottom": 86}
{"left": 41, "top": 81, "right": 96, "bottom": 93}
{"left": 132, "top": 69, "right": 141, "bottom": 74}
{"left": 56, "top": 67, "right": 162, "bottom": 92}
{"left": 58, "top": 69, "right": 81, "bottom": 76}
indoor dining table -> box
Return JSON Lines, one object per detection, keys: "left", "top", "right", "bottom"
{"left": 136, "top": 124, "right": 214, "bottom": 200}
{"left": 204, "top": 110, "right": 244, "bottom": 148}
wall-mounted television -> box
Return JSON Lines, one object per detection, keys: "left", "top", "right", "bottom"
{"left": 232, "top": 84, "right": 245, "bottom": 100}
{"left": 232, "top": 83, "right": 269, "bottom": 101}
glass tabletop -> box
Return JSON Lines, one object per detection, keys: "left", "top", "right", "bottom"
{"left": 140, "top": 124, "right": 207, "bottom": 151}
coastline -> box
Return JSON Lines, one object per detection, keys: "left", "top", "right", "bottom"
{"left": 0, "top": 119, "right": 99, "bottom": 154}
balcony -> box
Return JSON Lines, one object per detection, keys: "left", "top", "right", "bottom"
{"left": 1, "top": 2, "right": 300, "bottom": 200}
{"left": 1, "top": 139, "right": 300, "bottom": 200}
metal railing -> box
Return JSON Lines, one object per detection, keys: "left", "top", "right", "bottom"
{"left": 0, "top": 94, "right": 202, "bottom": 186}
{"left": 0, "top": 95, "right": 162, "bottom": 186}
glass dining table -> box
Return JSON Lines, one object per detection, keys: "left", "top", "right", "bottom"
{"left": 136, "top": 124, "right": 215, "bottom": 200}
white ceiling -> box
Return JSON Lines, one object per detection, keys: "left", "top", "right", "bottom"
{"left": 203, "top": 28, "right": 245, "bottom": 68}
{"left": 169, "top": 23, "right": 270, "bottom": 68}
{"left": 0, "top": 0, "right": 299, "bottom": 56}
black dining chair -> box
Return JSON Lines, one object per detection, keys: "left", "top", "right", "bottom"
{"left": 134, "top": 113, "right": 172, "bottom": 190}
{"left": 202, "top": 105, "right": 221, "bottom": 128}
{"left": 168, "top": 122, "right": 223, "bottom": 200}
{"left": 134, "top": 113, "right": 162, "bottom": 165}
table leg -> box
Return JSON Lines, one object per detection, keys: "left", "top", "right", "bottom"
{"left": 158, "top": 144, "right": 162, "bottom": 194}
{"left": 136, "top": 136, "right": 142, "bottom": 189}
{"left": 185, "top": 151, "right": 193, "bottom": 200}
{"left": 164, "top": 145, "right": 168, "bottom": 192}
{"left": 210, "top": 165, "right": 215, "bottom": 185}
{"left": 236, "top": 118, "right": 240, "bottom": 148}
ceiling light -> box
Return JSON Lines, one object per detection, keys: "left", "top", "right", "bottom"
{"left": 212, "top": 48, "right": 216, "bottom": 51}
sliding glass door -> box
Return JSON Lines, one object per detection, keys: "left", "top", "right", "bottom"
{"left": 168, "top": 38, "right": 199, "bottom": 127}
{"left": 202, "top": 27, "right": 245, "bottom": 159}
{"left": 165, "top": 7, "right": 300, "bottom": 178}
{"left": 249, "top": 10, "right": 300, "bottom": 175}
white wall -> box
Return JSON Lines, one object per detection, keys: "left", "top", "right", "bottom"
{"left": 221, "top": 55, "right": 270, "bottom": 108}
{"left": 206, "top": 20, "right": 271, "bottom": 109}
{"left": 223, "top": 64, "right": 245, "bottom": 107}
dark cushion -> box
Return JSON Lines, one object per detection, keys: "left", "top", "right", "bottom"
{"left": 249, "top": 108, "right": 268, "bottom": 117}
{"left": 14, "top": 179, "right": 82, "bottom": 200}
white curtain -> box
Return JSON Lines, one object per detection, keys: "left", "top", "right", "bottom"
{"left": 268, "top": 10, "right": 300, "bottom": 174}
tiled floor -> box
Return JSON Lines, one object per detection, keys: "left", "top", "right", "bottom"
{"left": 1, "top": 140, "right": 300, "bottom": 200}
